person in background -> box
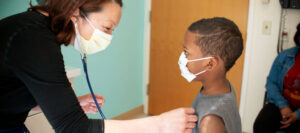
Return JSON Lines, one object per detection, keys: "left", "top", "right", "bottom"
{"left": 254, "top": 23, "right": 300, "bottom": 133}
{"left": 178, "top": 17, "right": 243, "bottom": 133}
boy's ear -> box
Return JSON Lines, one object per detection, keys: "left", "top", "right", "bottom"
{"left": 205, "top": 56, "right": 218, "bottom": 71}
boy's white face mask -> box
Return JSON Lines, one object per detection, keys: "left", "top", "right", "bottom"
{"left": 178, "top": 52, "right": 214, "bottom": 82}
{"left": 74, "top": 16, "right": 113, "bottom": 55}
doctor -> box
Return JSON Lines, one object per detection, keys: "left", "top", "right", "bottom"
{"left": 0, "top": 0, "right": 198, "bottom": 133}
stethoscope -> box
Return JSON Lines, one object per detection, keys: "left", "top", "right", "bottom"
{"left": 81, "top": 54, "right": 106, "bottom": 119}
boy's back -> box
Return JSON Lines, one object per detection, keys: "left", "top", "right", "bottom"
{"left": 191, "top": 83, "right": 241, "bottom": 133}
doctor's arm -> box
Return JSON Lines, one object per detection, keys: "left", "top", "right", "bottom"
{"left": 105, "top": 108, "right": 198, "bottom": 133}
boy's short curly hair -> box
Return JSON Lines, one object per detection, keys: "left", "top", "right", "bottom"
{"left": 188, "top": 17, "right": 243, "bottom": 71}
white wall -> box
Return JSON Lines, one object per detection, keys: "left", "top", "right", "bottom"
{"left": 282, "top": 9, "right": 300, "bottom": 49}
{"left": 240, "top": 0, "right": 300, "bottom": 133}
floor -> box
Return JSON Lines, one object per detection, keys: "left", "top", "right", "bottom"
{"left": 112, "top": 105, "right": 149, "bottom": 120}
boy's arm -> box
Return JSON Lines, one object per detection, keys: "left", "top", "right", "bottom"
{"left": 200, "top": 115, "right": 225, "bottom": 133}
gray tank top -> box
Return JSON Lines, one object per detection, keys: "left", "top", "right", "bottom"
{"left": 191, "top": 84, "right": 242, "bottom": 133}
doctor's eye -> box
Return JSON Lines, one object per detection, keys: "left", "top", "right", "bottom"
{"left": 104, "top": 27, "right": 111, "bottom": 31}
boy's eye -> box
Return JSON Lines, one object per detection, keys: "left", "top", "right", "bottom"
{"left": 184, "top": 50, "right": 188, "bottom": 55}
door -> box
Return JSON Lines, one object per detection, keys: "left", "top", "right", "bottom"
{"left": 148, "top": 0, "right": 249, "bottom": 115}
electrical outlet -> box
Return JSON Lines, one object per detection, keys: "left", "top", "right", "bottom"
{"left": 262, "top": 21, "right": 272, "bottom": 35}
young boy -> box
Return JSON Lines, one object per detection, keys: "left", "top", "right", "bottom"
{"left": 178, "top": 17, "right": 243, "bottom": 133}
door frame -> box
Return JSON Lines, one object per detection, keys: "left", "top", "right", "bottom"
{"left": 239, "top": 0, "right": 255, "bottom": 125}
{"left": 238, "top": 0, "right": 261, "bottom": 132}
{"left": 142, "top": 0, "right": 152, "bottom": 114}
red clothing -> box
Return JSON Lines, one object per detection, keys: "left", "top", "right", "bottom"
{"left": 283, "top": 52, "right": 300, "bottom": 108}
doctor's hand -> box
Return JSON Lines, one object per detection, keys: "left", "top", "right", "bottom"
{"left": 78, "top": 94, "right": 105, "bottom": 114}
{"left": 157, "top": 108, "right": 198, "bottom": 133}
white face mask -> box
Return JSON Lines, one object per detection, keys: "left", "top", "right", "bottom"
{"left": 74, "top": 16, "right": 113, "bottom": 55}
{"left": 178, "top": 52, "right": 214, "bottom": 82}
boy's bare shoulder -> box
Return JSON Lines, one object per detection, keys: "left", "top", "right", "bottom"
{"left": 200, "top": 114, "right": 225, "bottom": 133}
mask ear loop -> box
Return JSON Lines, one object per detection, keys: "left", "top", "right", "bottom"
{"left": 188, "top": 57, "right": 215, "bottom": 62}
{"left": 74, "top": 22, "right": 85, "bottom": 58}
{"left": 194, "top": 70, "right": 207, "bottom": 76}
{"left": 81, "top": 13, "right": 97, "bottom": 30}
{"left": 190, "top": 57, "right": 215, "bottom": 76}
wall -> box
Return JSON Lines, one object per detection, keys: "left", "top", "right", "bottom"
{"left": 0, "top": 0, "right": 145, "bottom": 119}
{"left": 282, "top": 9, "right": 300, "bottom": 49}
{"left": 0, "top": 0, "right": 37, "bottom": 18}
{"left": 240, "top": 0, "right": 300, "bottom": 132}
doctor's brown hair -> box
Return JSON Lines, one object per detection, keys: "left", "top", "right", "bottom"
{"left": 29, "top": 0, "right": 123, "bottom": 45}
